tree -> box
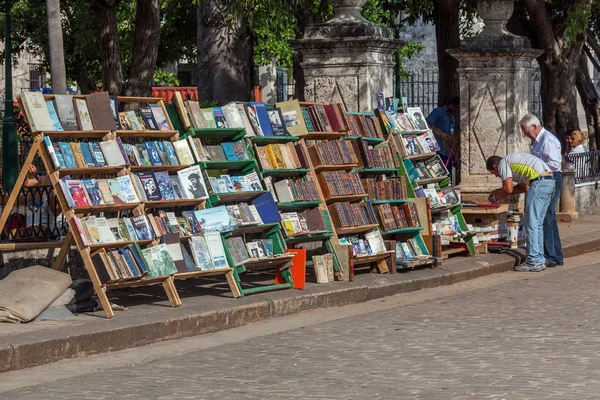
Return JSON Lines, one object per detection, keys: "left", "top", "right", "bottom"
{"left": 45, "top": 0, "right": 67, "bottom": 94}
{"left": 92, "top": 0, "right": 124, "bottom": 95}
{"left": 432, "top": 0, "right": 460, "bottom": 106}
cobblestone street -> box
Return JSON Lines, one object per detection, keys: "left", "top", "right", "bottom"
{"left": 2, "top": 252, "right": 600, "bottom": 399}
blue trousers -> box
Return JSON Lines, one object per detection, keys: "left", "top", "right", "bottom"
{"left": 525, "top": 179, "right": 554, "bottom": 265}
{"left": 543, "top": 171, "right": 564, "bottom": 263}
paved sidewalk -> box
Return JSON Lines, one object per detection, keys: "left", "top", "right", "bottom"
{"left": 1, "top": 216, "right": 599, "bottom": 373}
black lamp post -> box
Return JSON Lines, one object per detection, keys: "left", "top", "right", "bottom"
{"left": 2, "top": 0, "right": 17, "bottom": 190}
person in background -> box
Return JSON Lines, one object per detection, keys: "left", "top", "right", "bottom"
{"left": 520, "top": 114, "right": 563, "bottom": 268}
{"left": 426, "top": 96, "right": 460, "bottom": 173}
{"left": 565, "top": 129, "right": 587, "bottom": 157}
{"left": 486, "top": 153, "right": 554, "bottom": 272}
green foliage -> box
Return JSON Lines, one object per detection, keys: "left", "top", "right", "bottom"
{"left": 564, "top": 1, "right": 592, "bottom": 45}
{"left": 153, "top": 68, "right": 180, "bottom": 87}
{"left": 199, "top": 100, "right": 219, "bottom": 108}
{"left": 397, "top": 42, "right": 425, "bottom": 80}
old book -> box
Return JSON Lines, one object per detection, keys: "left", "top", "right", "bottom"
{"left": 189, "top": 236, "right": 213, "bottom": 270}
{"left": 135, "top": 171, "right": 162, "bottom": 201}
{"left": 204, "top": 232, "right": 229, "bottom": 269}
{"left": 73, "top": 98, "right": 94, "bottom": 130}
{"left": 267, "top": 108, "right": 288, "bottom": 136}
{"left": 312, "top": 255, "right": 329, "bottom": 283}
{"left": 20, "top": 91, "right": 55, "bottom": 132}
{"left": 177, "top": 165, "right": 208, "bottom": 199}
{"left": 174, "top": 92, "right": 192, "bottom": 130}
{"left": 125, "top": 111, "right": 144, "bottom": 130}
{"left": 200, "top": 108, "right": 217, "bottom": 129}
{"left": 144, "top": 244, "right": 177, "bottom": 278}
{"left": 275, "top": 99, "right": 308, "bottom": 136}
{"left": 52, "top": 95, "right": 79, "bottom": 131}
{"left": 213, "top": 107, "right": 229, "bottom": 129}
{"left": 186, "top": 100, "right": 206, "bottom": 129}
{"left": 222, "top": 102, "right": 244, "bottom": 129}
{"left": 91, "top": 249, "right": 117, "bottom": 284}
{"left": 155, "top": 171, "right": 177, "bottom": 200}
{"left": 69, "top": 142, "right": 87, "bottom": 168}
{"left": 150, "top": 103, "right": 171, "bottom": 130}
{"left": 85, "top": 92, "right": 118, "bottom": 130}
{"left": 45, "top": 101, "right": 64, "bottom": 131}
{"left": 100, "top": 140, "right": 127, "bottom": 167}
{"left": 160, "top": 233, "right": 187, "bottom": 273}
{"left": 138, "top": 106, "right": 159, "bottom": 130}
{"left": 237, "top": 104, "right": 256, "bottom": 136}
{"left": 225, "top": 237, "right": 251, "bottom": 266}
{"left": 172, "top": 139, "right": 195, "bottom": 165}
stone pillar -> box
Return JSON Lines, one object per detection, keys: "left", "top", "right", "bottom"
{"left": 292, "top": 0, "right": 403, "bottom": 112}
{"left": 557, "top": 163, "right": 579, "bottom": 222}
{"left": 447, "top": 0, "right": 542, "bottom": 203}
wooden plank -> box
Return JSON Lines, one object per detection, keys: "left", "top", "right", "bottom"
{"left": 314, "top": 163, "right": 357, "bottom": 173}
{"left": 52, "top": 231, "right": 73, "bottom": 271}
{"left": 461, "top": 204, "right": 509, "bottom": 214}
{"left": 352, "top": 251, "right": 393, "bottom": 266}
{"left": 225, "top": 270, "right": 242, "bottom": 298}
{"left": 0, "top": 241, "right": 65, "bottom": 251}
{"left": 174, "top": 269, "right": 232, "bottom": 280}
{"left": 324, "top": 193, "right": 367, "bottom": 204}
{"left": 335, "top": 224, "right": 379, "bottom": 235}
{"left": 114, "top": 130, "right": 179, "bottom": 139}
{"left": 56, "top": 166, "right": 126, "bottom": 177}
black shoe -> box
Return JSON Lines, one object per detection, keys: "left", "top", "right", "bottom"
{"left": 556, "top": 261, "right": 564, "bottom": 266}
{"left": 546, "top": 261, "right": 556, "bottom": 268}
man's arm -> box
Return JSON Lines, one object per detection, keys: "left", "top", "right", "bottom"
{"left": 489, "top": 178, "right": 528, "bottom": 203}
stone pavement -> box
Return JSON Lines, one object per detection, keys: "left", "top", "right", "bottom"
{"left": 1, "top": 217, "right": 600, "bottom": 373}
{"left": 1, "top": 250, "right": 600, "bottom": 399}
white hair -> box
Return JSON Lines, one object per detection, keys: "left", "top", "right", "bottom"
{"left": 519, "top": 113, "right": 541, "bottom": 129}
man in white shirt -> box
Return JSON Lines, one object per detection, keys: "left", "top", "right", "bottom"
{"left": 520, "top": 114, "right": 563, "bottom": 268}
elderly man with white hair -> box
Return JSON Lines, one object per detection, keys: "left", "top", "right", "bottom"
{"left": 520, "top": 113, "right": 564, "bottom": 268}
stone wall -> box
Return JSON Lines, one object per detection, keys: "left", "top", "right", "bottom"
{"left": 1, "top": 248, "right": 87, "bottom": 280}
{"left": 575, "top": 183, "right": 600, "bottom": 215}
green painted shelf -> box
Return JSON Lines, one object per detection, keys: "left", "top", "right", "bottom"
{"left": 200, "top": 159, "right": 256, "bottom": 170}
{"left": 262, "top": 168, "right": 311, "bottom": 178}
{"left": 277, "top": 200, "right": 322, "bottom": 210}
{"left": 285, "top": 231, "right": 333, "bottom": 244}
{"left": 250, "top": 135, "right": 299, "bottom": 145}
{"left": 369, "top": 199, "right": 412, "bottom": 205}
{"left": 381, "top": 226, "right": 423, "bottom": 235}
{"left": 345, "top": 135, "right": 385, "bottom": 144}
{"left": 357, "top": 168, "right": 398, "bottom": 175}
{"left": 210, "top": 190, "right": 268, "bottom": 205}
{"left": 187, "top": 128, "right": 246, "bottom": 140}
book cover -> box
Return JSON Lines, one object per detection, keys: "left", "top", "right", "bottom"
{"left": 161, "top": 233, "right": 187, "bottom": 273}
{"left": 79, "top": 142, "right": 97, "bottom": 167}
{"left": 424, "top": 155, "right": 448, "bottom": 178}
{"left": 69, "top": 142, "right": 87, "bottom": 168}
{"left": 45, "top": 101, "right": 64, "bottom": 131}
{"left": 146, "top": 244, "right": 178, "bottom": 278}
{"left": 144, "top": 142, "right": 163, "bottom": 166}
{"left": 376, "top": 92, "right": 385, "bottom": 111}
{"left": 97, "top": 179, "right": 114, "bottom": 205}
{"left": 189, "top": 236, "right": 214, "bottom": 270}
{"left": 206, "top": 145, "right": 226, "bottom": 161}
{"left": 58, "top": 142, "right": 78, "bottom": 168}
{"left": 177, "top": 165, "right": 208, "bottom": 199}
{"left": 135, "top": 171, "right": 163, "bottom": 201}
{"left": 220, "top": 142, "right": 238, "bottom": 161}
{"left": 213, "top": 107, "right": 229, "bottom": 129}
{"left": 138, "top": 106, "right": 159, "bottom": 130}
{"left": 251, "top": 192, "right": 281, "bottom": 224}
{"left": 173, "top": 92, "right": 192, "bottom": 130}
{"left": 154, "top": 141, "right": 170, "bottom": 165}
{"left": 91, "top": 250, "right": 115, "bottom": 285}
{"left": 163, "top": 141, "right": 180, "bottom": 165}
{"left": 96, "top": 217, "right": 117, "bottom": 243}
{"left": 225, "top": 237, "right": 251, "bottom": 266}
{"left": 406, "top": 107, "right": 428, "bottom": 131}
{"left": 245, "top": 104, "right": 265, "bottom": 135}
{"left": 418, "top": 130, "right": 441, "bottom": 153}
{"left": 150, "top": 103, "right": 171, "bottom": 130}
{"left": 116, "top": 175, "right": 140, "bottom": 203}
{"left": 99, "top": 140, "right": 127, "bottom": 167}
{"left": 275, "top": 99, "right": 308, "bottom": 136}
{"left": 229, "top": 176, "right": 245, "bottom": 193}
{"left": 134, "top": 143, "right": 151, "bottom": 166}
{"left": 73, "top": 98, "right": 94, "bottom": 130}
{"left": 108, "top": 96, "right": 120, "bottom": 129}
{"left": 53, "top": 94, "right": 79, "bottom": 131}
{"left": 43, "top": 137, "right": 61, "bottom": 169}
{"left": 85, "top": 92, "right": 118, "bottom": 130}
{"left": 193, "top": 206, "right": 234, "bottom": 232}
{"left": 155, "top": 171, "right": 177, "bottom": 200}
{"left": 83, "top": 216, "right": 101, "bottom": 244}
{"left": 122, "top": 144, "right": 140, "bottom": 166}
{"left": 182, "top": 211, "right": 202, "bottom": 234}
{"left": 66, "top": 180, "right": 90, "bottom": 207}
{"left": 132, "top": 215, "right": 154, "bottom": 240}
{"left": 267, "top": 109, "right": 288, "bottom": 136}
{"left": 220, "top": 175, "right": 235, "bottom": 192}
{"left": 200, "top": 108, "right": 217, "bottom": 129}
{"left": 204, "top": 232, "right": 229, "bottom": 269}
{"left": 89, "top": 142, "right": 107, "bottom": 167}
{"left": 169, "top": 175, "right": 184, "bottom": 199}
{"left": 221, "top": 102, "right": 244, "bottom": 129}
{"left": 246, "top": 241, "right": 265, "bottom": 259}
{"left": 185, "top": 100, "right": 206, "bottom": 129}
{"left": 82, "top": 179, "right": 105, "bottom": 206}
{"left": 244, "top": 171, "right": 263, "bottom": 191}
{"left": 248, "top": 102, "right": 274, "bottom": 136}
{"left": 237, "top": 103, "right": 256, "bottom": 136}
{"left": 118, "top": 112, "right": 132, "bottom": 130}
{"left": 52, "top": 142, "right": 67, "bottom": 168}
{"left": 125, "top": 111, "right": 144, "bottom": 130}
{"left": 172, "top": 140, "right": 195, "bottom": 165}
{"left": 20, "top": 92, "right": 55, "bottom": 132}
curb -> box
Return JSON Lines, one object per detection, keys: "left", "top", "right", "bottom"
{"left": 1, "top": 235, "right": 599, "bottom": 373}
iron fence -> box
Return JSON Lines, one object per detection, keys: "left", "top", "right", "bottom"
{"left": 567, "top": 150, "right": 600, "bottom": 184}
{"left": 396, "top": 69, "right": 439, "bottom": 117}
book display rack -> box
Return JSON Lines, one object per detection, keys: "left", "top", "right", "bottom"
{"left": 3, "top": 93, "right": 245, "bottom": 318}
{"left": 376, "top": 106, "right": 476, "bottom": 259}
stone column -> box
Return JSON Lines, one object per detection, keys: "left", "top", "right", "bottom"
{"left": 447, "top": 0, "right": 542, "bottom": 202}
{"left": 292, "top": 0, "right": 403, "bottom": 112}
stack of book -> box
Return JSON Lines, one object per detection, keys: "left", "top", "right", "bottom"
{"left": 73, "top": 214, "right": 158, "bottom": 246}
{"left": 20, "top": 91, "right": 171, "bottom": 133}
{"left": 307, "top": 139, "right": 357, "bottom": 168}
{"left": 281, "top": 208, "right": 328, "bottom": 236}
{"left": 312, "top": 254, "right": 335, "bottom": 283}
{"left": 202, "top": 140, "right": 251, "bottom": 162}
{"left": 362, "top": 177, "right": 408, "bottom": 200}
{"left": 338, "top": 231, "right": 386, "bottom": 256}
{"left": 395, "top": 238, "right": 427, "bottom": 260}
{"left": 379, "top": 106, "right": 429, "bottom": 134}
{"left": 391, "top": 130, "right": 441, "bottom": 157}
{"left": 415, "top": 185, "right": 460, "bottom": 209}
{"left": 373, "top": 203, "right": 421, "bottom": 231}
{"left": 328, "top": 202, "right": 377, "bottom": 228}
{"left": 59, "top": 175, "right": 140, "bottom": 208}
{"left": 344, "top": 113, "right": 385, "bottom": 139}
{"left": 317, "top": 171, "right": 365, "bottom": 199}
{"left": 272, "top": 179, "right": 320, "bottom": 202}
{"left": 133, "top": 165, "right": 209, "bottom": 201}
{"left": 300, "top": 103, "right": 347, "bottom": 133}
{"left": 407, "top": 156, "right": 448, "bottom": 182}
{"left": 350, "top": 138, "right": 396, "bottom": 169}
{"left": 254, "top": 143, "right": 307, "bottom": 170}
{"left": 225, "top": 237, "right": 275, "bottom": 266}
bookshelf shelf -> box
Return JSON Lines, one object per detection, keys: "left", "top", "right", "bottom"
{"left": 415, "top": 176, "right": 447, "bottom": 185}
{"left": 314, "top": 163, "right": 358, "bottom": 173}
{"left": 405, "top": 152, "right": 438, "bottom": 161}
{"left": 285, "top": 231, "right": 333, "bottom": 244}
{"left": 353, "top": 251, "right": 394, "bottom": 265}
{"left": 430, "top": 203, "right": 462, "bottom": 214}
{"left": 277, "top": 200, "right": 322, "bottom": 210}
{"left": 261, "top": 168, "right": 311, "bottom": 178}
{"left": 130, "top": 165, "right": 192, "bottom": 173}
{"left": 211, "top": 190, "right": 267, "bottom": 205}
{"left": 241, "top": 254, "right": 295, "bottom": 271}
{"left": 88, "top": 239, "right": 153, "bottom": 251}
{"left": 303, "top": 131, "right": 347, "bottom": 140}
{"left": 200, "top": 159, "right": 257, "bottom": 170}
{"left": 250, "top": 135, "right": 299, "bottom": 145}
{"left": 399, "top": 130, "right": 429, "bottom": 135}
{"left": 369, "top": 199, "right": 411, "bottom": 205}
{"left": 187, "top": 127, "right": 246, "bottom": 140}
{"left": 114, "top": 129, "right": 179, "bottom": 138}
{"left": 144, "top": 199, "right": 206, "bottom": 209}
{"left": 335, "top": 224, "right": 380, "bottom": 235}
{"left": 69, "top": 203, "right": 141, "bottom": 214}
{"left": 56, "top": 166, "right": 125, "bottom": 177}
{"left": 228, "top": 222, "right": 279, "bottom": 236}
{"left": 345, "top": 135, "right": 385, "bottom": 144}
{"left": 105, "top": 276, "right": 169, "bottom": 290}
{"left": 324, "top": 193, "right": 367, "bottom": 204}
{"left": 41, "top": 130, "right": 112, "bottom": 139}
{"left": 174, "top": 268, "right": 233, "bottom": 280}
{"left": 381, "top": 227, "right": 423, "bottom": 235}
{"left": 357, "top": 168, "right": 398, "bottom": 175}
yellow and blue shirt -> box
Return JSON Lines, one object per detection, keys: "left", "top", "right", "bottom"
{"left": 498, "top": 152, "right": 551, "bottom": 184}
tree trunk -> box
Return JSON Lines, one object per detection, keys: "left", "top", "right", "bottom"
{"left": 196, "top": 0, "right": 253, "bottom": 104}
{"left": 124, "top": 0, "right": 161, "bottom": 98}
{"left": 292, "top": 6, "right": 313, "bottom": 101}
{"left": 46, "top": 0, "right": 67, "bottom": 94}
{"left": 76, "top": 59, "right": 93, "bottom": 95}
{"left": 92, "top": 0, "right": 123, "bottom": 95}
{"left": 432, "top": 0, "right": 460, "bottom": 106}
{"left": 576, "top": 51, "right": 600, "bottom": 150}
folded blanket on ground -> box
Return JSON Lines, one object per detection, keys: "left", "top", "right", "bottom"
{"left": 0, "top": 266, "right": 72, "bottom": 323}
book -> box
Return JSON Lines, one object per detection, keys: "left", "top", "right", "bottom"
{"left": 248, "top": 102, "right": 274, "bottom": 136}
{"left": 135, "top": 171, "right": 162, "bottom": 201}
{"left": 365, "top": 231, "right": 386, "bottom": 254}
{"left": 267, "top": 108, "right": 288, "bottom": 136}
{"left": 96, "top": 217, "right": 117, "bottom": 243}
{"left": 244, "top": 171, "right": 263, "bottom": 191}
{"left": 225, "top": 237, "right": 251, "bottom": 266}
{"left": 204, "top": 232, "right": 229, "bottom": 269}
{"left": 118, "top": 112, "right": 132, "bottom": 130}
{"left": 85, "top": 92, "right": 118, "bottom": 130}
{"left": 89, "top": 142, "right": 107, "bottom": 167}
{"left": 194, "top": 206, "right": 234, "bottom": 232}
{"left": 200, "top": 108, "right": 217, "bottom": 129}
{"left": 58, "top": 142, "right": 78, "bottom": 168}
{"left": 155, "top": 171, "right": 177, "bottom": 200}
{"left": 213, "top": 107, "right": 229, "bottom": 128}
{"left": 246, "top": 241, "right": 265, "bottom": 258}
{"left": 43, "top": 137, "right": 61, "bottom": 169}
{"left": 172, "top": 140, "right": 195, "bottom": 165}
{"left": 163, "top": 141, "right": 180, "bottom": 165}
{"left": 99, "top": 140, "right": 127, "bottom": 167}
{"left": 116, "top": 175, "right": 140, "bottom": 203}
{"left": 45, "top": 101, "right": 64, "bottom": 131}
{"left": 69, "top": 142, "right": 87, "bottom": 168}
{"left": 161, "top": 233, "right": 187, "bottom": 273}
{"left": 138, "top": 106, "right": 159, "bottom": 130}
{"left": 125, "top": 111, "right": 145, "bottom": 130}
{"left": 73, "top": 98, "right": 94, "bottom": 130}
{"left": 237, "top": 103, "right": 256, "bottom": 136}
{"left": 173, "top": 92, "right": 192, "bottom": 130}
{"left": 145, "top": 244, "right": 178, "bottom": 278}
{"left": 185, "top": 100, "right": 206, "bottom": 129}
{"left": 20, "top": 92, "right": 55, "bottom": 132}
{"left": 144, "top": 142, "right": 163, "bottom": 166}
{"left": 79, "top": 142, "right": 97, "bottom": 167}
{"left": 82, "top": 179, "right": 105, "bottom": 206}
{"left": 406, "top": 107, "right": 429, "bottom": 131}
{"left": 132, "top": 215, "right": 154, "bottom": 240}
{"left": 245, "top": 104, "right": 264, "bottom": 135}
{"left": 150, "top": 103, "right": 171, "bottom": 130}
{"left": 251, "top": 192, "right": 281, "bottom": 224}
{"left": 177, "top": 165, "right": 208, "bottom": 199}
{"left": 53, "top": 95, "right": 79, "bottom": 131}
{"left": 65, "top": 180, "right": 90, "bottom": 207}
{"left": 221, "top": 102, "right": 244, "bottom": 129}
{"left": 169, "top": 175, "right": 184, "bottom": 199}
{"left": 275, "top": 99, "right": 308, "bottom": 136}
{"left": 189, "top": 236, "right": 214, "bottom": 270}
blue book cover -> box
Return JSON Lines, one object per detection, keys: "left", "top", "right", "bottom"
{"left": 376, "top": 93, "right": 384, "bottom": 111}
{"left": 89, "top": 142, "right": 107, "bottom": 167}
{"left": 79, "top": 142, "right": 97, "bottom": 167}
{"left": 251, "top": 192, "right": 281, "bottom": 224}
{"left": 221, "top": 142, "right": 238, "bottom": 161}
{"left": 248, "top": 102, "right": 274, "bottom": 136}
{"left": 145, "top": 142, "right": 163, "bottom": 166}
{"left": 155, "top": 171, "right": 177, "bottom": 200}
{"left": 193, "top": 206, "right": 234, "bottom": 232}
{"left": 118, "top": 248, "right": 141, "bottom": 278}
{"left": 164, "top": 141, "right": 180, "bottom": 165}
{"left": 82, "top": 179, "right": 104, "bottom": 206}
{"left": 212, "top": 107, "right": 229, "bottom": 129}
{"left": 51, "top": 142, "right": 67, "bottom": 168}
{"left": 45, "top": 101, "right": 64, "bottom": 131}
{"left": 58, "top": 142, "right": 78, "bottom": 168}
{"left": 130, "top": 243, "right": 149, "bottom": 275}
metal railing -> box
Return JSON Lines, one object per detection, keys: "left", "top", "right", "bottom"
{"left": 567, "top": 150, "right": 600, "bottom": 184}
